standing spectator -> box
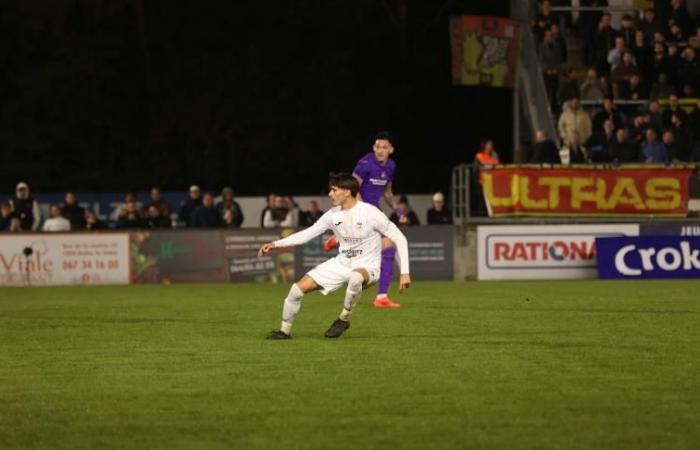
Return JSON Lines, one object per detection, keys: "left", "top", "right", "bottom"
{"left": 690, "top": 98, "right": 700, "bottom": 142}
{"left": 111, "top": 192, "right": 142, "bottom": 222}
{"left": 637, "top": 8, "right": 664, "bottom": 42}
{"left": 145, "top": 205, "right": 172, "bottom": 229}
{"left": 42, "top": 204, "right": 71, "bottom": 232}
{"left": 607, "top": 36, "right": 628, "bottom": 71}
{"left": 474, "top": 138, "right": 500, "bottom": 166}
{"left": 299, "top": 200, "right": 323, "bottom": 227}
{"left": 61, "top": 192, "right": 86, "bottom": 230}
{"left": 10, "top": 182, "right": 40, "bottom": 231}
{"left": 560, "top": 130, "right": 589, "bottom": 164}
{"left": 610, "top": 128, "right": 639, "bottom": 163}
{"left": 579, "top": 0, "right": 609, "bottom": 65}
{"left": 146, "top": 187, "right": 171, "bottom": 217}
{"left": 116, "top": 201, "right": 146, "bottom": 229}
{"left": 662, "top": 94, "right": 687, "bottom": 128}
{"left": 530, "top": 129, "right": 562, "bottom": 164}
{"left": 85, "top": 210, "right": 107, "bottom": 231}
{"left": 0, "top": 202, "right": 13, "bottom": 231}
{"left": 262, "top": 195, "right": 290, "bottom": 228}
{"left": 216, "top": 187, "right": 244, "bottom": 228}
{"left": 632, "top": 30, "right": 651, "bottom": 78}
{"left": 580, "top": 68, "right": 606, "bottom": 104}
{"left": 260, "top": 194, "right": 275, "bottom": 228}
{"left": 670, "top": 0, "right": 693, "bottom": 38}
{"left": 178, "top": 185, "right": 202, "bottom": 227}
{"left": 594, "top": 13, "right": 616, "bottom": 75}
{"left": 640, "top": 127, "right": 668, "bottom": 162}
{"left": 533, "top": 0, "right": 556, "bottom": 42}
{"left": 539, "top": 27, "right": 563, "bottom": 110}
{"left": 647, "top": 99, "right": 665, "bottom": 131}
{"left": 620, "top": 73, "right": 645, "bottom": 100}
{"left": 618, "top": 14, "right": 636, "bottom": 48}
{"left": 558, "top": 68, "right": 581, "bottom": 104}
{"left": 677, "top": 47, "right": 700, "bottom": 96}
{"left": 283, "top": 196, "right": 300, "bottom": 228}
{"left": 649, "top": 72, "right": 676, "bottom": 100}
{"left": 611, "top": 51, "right": 643, "bottom": 98}
{"left": 670, "top": 113, "right": 694, "bottom": 161}
{"left": 426, "top": 192, "right": 452, "bottom": 225}
{"left": 551, "top": 24, "right": 568, "bottom": 63}
{"left": 559, "top": 98, "right": 593, "bottom": 143}
{"left": 390, "top": 195, "right": 420, "bottom": 226}
{"left": 662, "top": 129, "right": 679, "bottom": 161}
{"left": 648, "top": 43, "right": 674, "bottom": 87}
{"left": 191, "top": 193, "right": 223, "bottom": 228}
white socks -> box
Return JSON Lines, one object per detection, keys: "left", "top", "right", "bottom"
{"left": 339, "top": 272, "right": 364, "bottom": 321}
{"left": 280, "top": 283, "right": 304, "bottom": 334}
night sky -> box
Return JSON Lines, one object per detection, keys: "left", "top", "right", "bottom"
{"left": 0, "top": 1, "right": 511, "bottom": 196}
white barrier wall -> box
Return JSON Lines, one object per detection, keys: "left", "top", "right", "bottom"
{"left": 477, "top": 224, "right": 640, "bottom": 280}
{"left": 0, "top": 233, "right": 130, "bottom": 286}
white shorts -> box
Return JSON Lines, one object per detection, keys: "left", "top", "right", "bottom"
{"left": 306, "top": 257, "right": 380, "bottom": 295}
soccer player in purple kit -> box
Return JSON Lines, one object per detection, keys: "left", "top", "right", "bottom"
{"left": 341, "top": 131, "right": 402, "bottom": 308}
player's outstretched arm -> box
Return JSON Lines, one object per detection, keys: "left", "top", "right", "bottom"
{"left": 258, "top": 242, "right": 276, "bottom": 256}
{"left": 257, "top": 213, "right": 331, "bottom": 257}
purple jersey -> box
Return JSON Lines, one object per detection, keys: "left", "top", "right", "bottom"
{"left": 352, "top": 152, "right": 396, "bottom": 208}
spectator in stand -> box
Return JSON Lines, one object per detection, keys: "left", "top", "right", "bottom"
{"left": 10, "top": 182, "right": 40, "bottom": 231}
{"left": 0, "top": 201, "right": 13, "bottom": 231}
{"left": 621, "top": 73, "right": 645, "bottom": 100}
{"left": 677, "top": 47, "right": 700, "bottom": 96}
{"left": 85, "top": 210, "right": 107, "bottom": 230}
{"left": 61, "top": 192, "right": 86, "bottom": 230}
{"left": 632, "top": 30, "right": 651, "bottom": 78}
{"left": 178, "top": 185, "right": 202, "bottom": 227}
{"left": 145, "top": 205, "right": 172, "bottom": 229}
{"left": 610, "top": 127, "right": 639, "bottom": 163}
{"left": 666, "top": 44, "right": 681, "bottom": 80}
{"left": 594, "top": 13, "right": 616, "bottom": 75}
{"left": 607, "top": 36, "right": 628, "bottom": 71}
{"left": 191, "top": 193, "right": 223, "bottom": 228}
{"left": 662, "top": 129, "right": 679, "bottom": 161}
{"left": 474, "top": 138, "right": 500, "bottom": 166}
{"left": 662, "top": 93, "right": 687, "bottom": 128}
{"left": 116, "top": 200, "right": 146, "bottom": 229}
{"left": 551, "top": 23, "right": 568, "bottom": 62}
{"left": 640, "top": 127, "right": 668, "bottom": 162}
{"left": 559, "top": 98, "right": 592, "bottom": 143}
{"left": 533, "top": 0, "right": 556, "bottom": 42}
{"left": 390, "top": 195, "right": 420, "bottom": 226}
{"left": 216, "top": 187, "right": 244, "bottom": 228}
{"left": 558, "top": 68, "right": 581, "bottom": 104}
{"left": 531, "top": 129, "right": 562, "bottom": 164}
{"left": 283, "top": 196, "right": 300, "bottom": 228}
{"left": 670, "top": 113, "right": 694, "bottom": 161}
{"left": 42, "top": 203, "right": 71, "bottom": 232}
{"left": 146, "top": 187, "right": 171, "bottom": 217}
{"left": 638, "top": 8, "right": 664, "bottom": 43}
{"left": 8, "top": 217, "right": 22, "bottom": 232}
{"left": 670, "top": 0, "right": 693, "bottom": 38}
{"left": 667, "top": 21, "right": 685, "bottom": 45}
{"left": 611, "top": 51, "right": 643, "bottom": 99}
{"left": 260, "top": 194, "right": 275, "bottom": 227}
{"left": 648, "top": 43, "right": 674, "bottom": 88}
{"left": 426, "top": 192, "right": 452, "bottom": 225}
{"left": 647, "top": 99, "right": 665, "bottom": 130}
{"left": 299, "top": 200, "right": 323, "bottom": 227}
{"left": 539, "top": 26, "right": 563, "bottom": 110}
{"left": 619, "top": 14, "right": 636, "bottom": 46}
{"left": 630, "top": 114, "right": 653, "bottom": 146}
{"left": 690, "top": 98, "right": 700, "bottom": 141}
{"left": 262, "top": 195, "right": 291, "bottom": 228}
{"left": 579, "top": 0, "right": 609, "bottom": 65}
{"left": 560, "top": 130, "right": 589, "bottom": 164}
{"left": 649, "top": 72, "right": 676, "bottom": 100}
{"left": 586, "top": 119, "right": 615, "bottom": 162}
{"left": 111, "top": 192, "right": 142, "bottom": 222}
{"left": 580, "top": 68, "right": 607, "bottom": 105}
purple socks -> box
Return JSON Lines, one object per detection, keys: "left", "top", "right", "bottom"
{"left": 377, "top": 246, "right": 396, "bottom": 296}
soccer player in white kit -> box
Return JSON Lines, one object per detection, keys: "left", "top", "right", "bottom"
{"left": 258, "top": 173, "right": 411, "bottom": 339}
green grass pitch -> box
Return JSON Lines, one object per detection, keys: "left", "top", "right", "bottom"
{"left": 1, "top": 281, "right": 699, "bottom": 450}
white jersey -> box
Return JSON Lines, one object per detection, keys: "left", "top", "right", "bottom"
{"left": 272, "top": 201, "right": 410, "bottom": 274}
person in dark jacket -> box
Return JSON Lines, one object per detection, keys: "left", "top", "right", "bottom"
{"left": 0, "top": 201, "right": 13, "bottom": 231}
{"left": 426, "top": 192, "right": 452, "bottom": 225}
{"left": 61, "top": 192, "right": 86, "bottom": 230}
{"left": 530, "top": 130, "right": 562, "bottom": 164}
{"left": 609, "top": 128, "right": 639, "bottom": 163}
{"left": 216, "top": 187, "right": 244, "bottom": 228}
{"left": 178, "top": 185, "right": 202, "bottom": 227}
{"left": 145, "top": 205, "right": 172, "bottom": 229}
{"left": 116, "top": 201, "right": 146, "bottom": 229}
{"left": 389, "top": 195, "right": 420, "bottom": 226}
{"left": 9, "top": 182, "right": 40, "bottom": 231}
{"left": 299, "top": 200, "right": 324, "bottom": 227}
{"left": 191, "top": 193, "right": 223, "bottom": 228}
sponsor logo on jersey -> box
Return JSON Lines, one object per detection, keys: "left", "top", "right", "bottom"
{"left": 341, "top": 248, "right": 363, "bottom": 258}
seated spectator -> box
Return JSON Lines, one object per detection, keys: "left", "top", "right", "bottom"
{"left": 260, "top": 194, "right": 275, "bottom": 227}
{"left": 662, "top": 94, "right": 687, "bottom": 128}
{"left": 619, "top": 73, "right": 645, "bottom": 100}
{"left": 560, "top": 130, "right": 589, "bottom": 164}
{"left": 10, "top": 182, "right": 40, "bottom": 231}
{"left": 609, "top": 128, "right": 639, "bottom": 163}
{"left": 662, "top": 129, "right": 679, "bottom": 162}
{"left": 216, "top": 187, "right": 244, "bottom": 228}
{"left": 0, "top": 201, "right": 13, "bottom": 231}
{"left": 559, "top": 98, "right": 592, "bottom": 143}
{"left": 145, "top": 205, "right": 172, "bottom": 229}
{"left": 42, "top": 203, "right": 71, "bottom": 232}
{"left": 580, "top": 68, "right": 606, "bottom": 104}
{"left": 640, "top": 128, "right": 668, "bottom": 163}
{"left": 263, "top": 195, "right": 292, "bottom": 228}
{"left": 390, "top": 195, "right": 420, "bottom": 226}
{"left": 85, "top": 210, "right": 107, "bottom": 231}
{"left": 178, "top": 185, "right": 202, "bottom": 227}
{"left": 558, "top": 67, "right": 580, "bottom": 104}
{"left": 426, "top": 192, "right": 452, "bottom": 225}
{"left": 646, "top": 99, "right": 664, "bottom": 131}
{"left": 147, "top": 187, "right": 171, "bottom": 217}
{"left": 592, "top": 98, "right": 625, "bottom": 133}
{"left": 300, "top": 200, "right": 323, "bottom": 227}
{"left": 677, "top": 47, "right": 699, "bottom": 96}
{"left": 530, "top": 129, "right": 561, "bottom": 164}
{"left": 61, "top": 192, "right": 86, "bottom": 230}
{"left": 611, "top": 51, "right": 642, "bottom": 98}
{"left": 191, "top": 193, "right": 223, "bottom": 228}
{"left": 474, "top": 138, "right": 500, "bottom": 166}
{"left": 649, "top": 72, "right": 676, "bottom": 100}
{"left": 586, "top": 119, "right": 615, "bottom": 162}
{"left": 116, "top": 200, "right": 146, "bottom": 229}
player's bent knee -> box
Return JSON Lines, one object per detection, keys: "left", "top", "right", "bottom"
{"left": 349, "top": 270, "right": 367, "bottom": 291}
{"left": 295, "top": 275, "right": 319, "bottom": 293}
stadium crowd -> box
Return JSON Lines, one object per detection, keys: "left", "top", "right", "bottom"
{"left": 534, "top": 0, "right": 700, "bottom": 164}
{"left": 0, "top": 182, "right": 453, "bottom": 232}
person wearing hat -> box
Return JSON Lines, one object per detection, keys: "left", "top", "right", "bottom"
{"left": 10, "top": 182, "right": 41, "bottom": 231}
{"left": 178, "top": 185, "right": 202, "bottom": 227}
{"left": 427, "top": 192, "right": 452, "bottom": 225}
{"left": 216, "top": 186, "right": 244, "bottom": 228}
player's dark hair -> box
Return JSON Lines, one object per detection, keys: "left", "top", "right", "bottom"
{"left": 375, "top": 131, "right": 394, "bottom": 146}
{"left": 329, "top": 172, "right": 359, "bottom": 197}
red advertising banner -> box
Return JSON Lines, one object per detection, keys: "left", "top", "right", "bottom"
{"left": 450, "top": 15, "right": 520, "bottom": 87}
{"left": 481, "top": 166, "right": 693, "bottom": 217}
